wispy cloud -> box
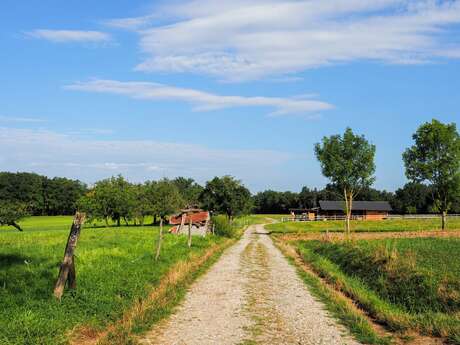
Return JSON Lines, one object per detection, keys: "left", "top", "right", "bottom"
{"left": 105, "top": 0, "right": 460, "bottom": 81}
{"left": 0, "top": 127, "right": 295, "bottom": 190}
{"left": 26, "top": 29, "right": 111, "bottom": 43}
{"left": 0, "top": 115, "right": 46, "bottom": 123}
{"left": 65, "top": 79, "right": 333, "bottom": 115}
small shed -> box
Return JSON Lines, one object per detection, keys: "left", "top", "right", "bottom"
{"left": 169, "top": 208, "right": 211, "bottom": 236}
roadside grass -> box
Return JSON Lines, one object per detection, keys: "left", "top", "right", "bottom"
{"left": 274, "top": 240, "right": 392, "bottom": 345}
{"left": 295, "top": 238, "right": 460, "bottom": 344}
{"left": 0, "top": 216, "right": 227, "bottom": 345}
{"left": 266, "top": 218, "right": 460, "bottom": 234}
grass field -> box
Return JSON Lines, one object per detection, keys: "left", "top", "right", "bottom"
{"left": 0, "top": 216, "right": 229, "bottom": 345}
{"left": 295, "top": 238, "right": 460, "bottom": 343}
{"left": 266, "top": 217, "right": 460, "bottom": 233}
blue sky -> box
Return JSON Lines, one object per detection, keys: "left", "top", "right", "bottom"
{"left": 1, "top": 0, "right": 459, "bottom": 192}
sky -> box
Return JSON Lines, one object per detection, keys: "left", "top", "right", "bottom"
{"left": 0, "top": 0, "right": 459, "bottom": 192}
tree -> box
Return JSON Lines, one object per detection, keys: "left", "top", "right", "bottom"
{"left": 403, "top": 119, "right": 460, "bottom": 229}
{"left": 0, "top": 202, "right": 29, "bottom": 231}
{"left": 77, "top": 175, "right": 133, "bottom": 226}
{"left": 391, "top": 182, "right": 433, "bottom": 214}
{"left": 172, "top": 177, "right": 203, "bottom": 207}
{"left": 152, "top": 179, "right": 184, "bottom": 260}
{"left": 315, "top": 128, "right": 376, "bottom": 234}
{"left": 200, "top": 176, "right": 252, "bottom": 220}
{"left": 298, "top": 187, "right": 317, "bottom": 209}
{"left": 0, "top": 172, "right": 86, "bottom": 216}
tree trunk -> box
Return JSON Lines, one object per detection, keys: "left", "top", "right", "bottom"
{"left": 155, "top": 218, "right": 163, "bottom": 261}
{"left": 116, "top": 217, "right": 121, "bottom": 227}
{"left": 343, "top": 188, "right": 351, "bottom": 236}
{"left": 441, "top": 210, "right": 447, "bottom": 230}
{"left": 105, "top": 216, "right": 109, "bottom": 227}
{"left": 54, "top": 212, "right": 86, "bottom": 300}
{"left": 188, "top": 219, "right": 192, "bottom": 248}
{"left": 123, "top": 217, "right": 129, "bottom": 226}
{"left": 10, "top": 221, "right": 23, "bottom": 232}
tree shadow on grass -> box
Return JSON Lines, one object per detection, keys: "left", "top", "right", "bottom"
{"left": 0, "top": 254, "right": 56, "bottom": 300}
{"left": 0, "top": 253, "right": 30, "bottom": 268}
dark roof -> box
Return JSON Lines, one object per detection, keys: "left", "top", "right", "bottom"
{"left": 319, "top": 200, "right": 392, "bottom": 212}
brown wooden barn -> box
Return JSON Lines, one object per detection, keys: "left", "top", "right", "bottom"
{"left": 317, "top": 200, "right": 392, "bottom": 220}
{"left": 290, "top": 200, "right": 392, "bottom": 221}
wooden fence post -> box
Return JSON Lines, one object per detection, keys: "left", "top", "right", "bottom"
{"left": 54, "top": 212, "right": 86, "bottom": 300}
{"left": 155, "top": 218, "right": 163, "bottom": 261}
{"left": 188, "top": 219, "right": 192, "bottom": 248}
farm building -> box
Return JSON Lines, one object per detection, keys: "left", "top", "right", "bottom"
{"left": 290, "top": 200, "right": 392, "bottom": 220}
{"left": 318, "top": 200, "right": 392, "bottom": 220}
{"left": 169, "top": 208, "right": 211, "bottom": 236}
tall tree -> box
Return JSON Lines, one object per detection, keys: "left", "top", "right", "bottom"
{"left": 403, "top": 119, "right": 460, "bottom": 229}
{"left": 77, "top": 175, "right": 132, "bottom": 226}
{"left": 172, "top": 177, "right": 204, "bottom": 207}
{"left": 315, "top": 128, "right": 376, "bottom": 234}
{"left": 152, "top": 179, "right": 184, "bottom": 260}
{"left": 201, "top": 176, "right": 252, "bottom": 220}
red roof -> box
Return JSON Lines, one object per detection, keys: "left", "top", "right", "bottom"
{"left": 169, "top": 211, "right": 210, "bottom": 225}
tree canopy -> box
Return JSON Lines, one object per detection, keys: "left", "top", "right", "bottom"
{"left": 315, "top": 127, "right": 376, "bottom": 233}
{"left": 0, "top": 202, "right": 29, "bottom": 231}
{"left": 403, "top": 119, "right": 460, "bottom": 228}
{"left": 0, "top": 172, "right": 86, "bottom": 216}
{"left": 201, "top": 176, "right": 252, "bottom": 219}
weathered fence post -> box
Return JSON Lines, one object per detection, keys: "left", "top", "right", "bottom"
{"left": 187, "top": 219, "right": 192, "bottom": 248}
{"left": 54, "top": 212, "right": 86, "bottom": 300}
{"left": 155, "top": 218, "right": 163, "bottom": 261}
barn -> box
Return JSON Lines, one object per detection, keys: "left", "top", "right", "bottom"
{"left": 318, "top": 200, "right": 392, "bottom": 220}
{"left": 290, "top": 200, "right": 392, "bottom": 221}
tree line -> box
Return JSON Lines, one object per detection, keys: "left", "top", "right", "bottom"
{"left": 0, "top": 172, "right": 86, "bottom": 216}
{"left": 1, "top": 119, "right": 459, "bottom": 231}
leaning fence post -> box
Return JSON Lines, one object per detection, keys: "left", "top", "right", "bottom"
{"left": 54, "top": 212, "right": 86, "bottom": 300}
{"left": 188, "top": 219, "right": 192, "bottom": 248}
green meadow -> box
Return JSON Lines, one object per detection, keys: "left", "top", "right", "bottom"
{"left": 266, "top": 217, "right": 460, "bottom": 233}
{"left": 0, "top": 216, "right": 227, "bottom": 345}
{"left": 295, "top": 238, "right": 460, "bottom": 343}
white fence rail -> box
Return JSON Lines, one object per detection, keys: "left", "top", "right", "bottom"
{"left": 281, "top": 214, "right": 460, "bottom": 222}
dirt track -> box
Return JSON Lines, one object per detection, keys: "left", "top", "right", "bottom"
{"left": 139, "top": 225, "right": 360, "bottom": 345}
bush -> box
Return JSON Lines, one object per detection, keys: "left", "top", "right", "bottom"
{"left": 212, "top": 215, "right": 238, "bottom": 238}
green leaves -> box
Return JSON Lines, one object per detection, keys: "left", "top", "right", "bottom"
{"left": 0, "top": 201, "right": 29, "bottom": 230}
{"left": 403, "top": 119, "right": 460, "bottom": 214}
{"left": 314, "top": 127, "right": 376, "bottom": 196}
{"left": 200, "top": 176, "right": 252, "bottom": 219}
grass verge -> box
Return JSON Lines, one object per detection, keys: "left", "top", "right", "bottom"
{"left": 295, "top": 239, "right": 460, "bottom": 344}
{"left": 274, "top": 239, "right": 392, "bottom": 345}
{"left": 85, "top": 237, "right": 234, "bottom": 345}
{"left": 266, "top": 218, "right": 460, "bottom": 234}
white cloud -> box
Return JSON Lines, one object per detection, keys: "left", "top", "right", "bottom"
{"left": 0, "top": 127, "right": 295, "bottom": 190}
{"left": 27, "top": 29, "right": 111, "bottom": 43}
{"left": 0, "top": 115, "right": 46, "bottom": 123}
{"left": 106, "top": 0, "right": 460, "bottom": 80}
{"left": 65, "top": 79, "right": 333, "bottom": 115}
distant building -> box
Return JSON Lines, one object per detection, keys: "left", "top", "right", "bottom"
{"left": 290, "top": 200, "right": 392, "bottom": 221}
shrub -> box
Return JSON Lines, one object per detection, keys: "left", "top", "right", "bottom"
{"left": 212, "top": 215, "right": 237, "bottom": 238}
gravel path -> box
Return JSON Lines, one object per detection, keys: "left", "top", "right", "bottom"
{"left": 140, "top": 224, "right": 361, "bottom": 345}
